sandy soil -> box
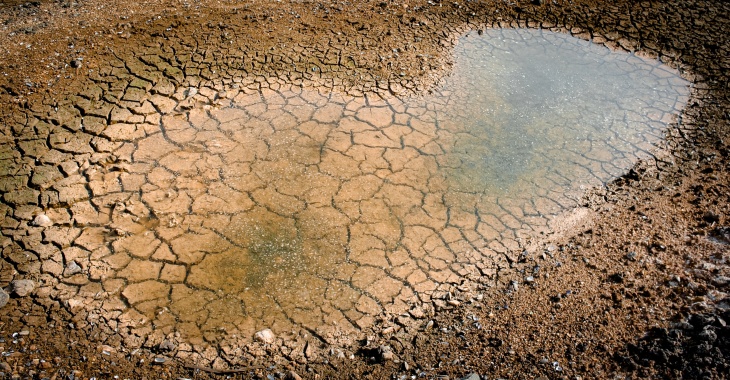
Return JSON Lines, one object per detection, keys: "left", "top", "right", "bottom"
{"left": 0, "top": 0, "right": 728, "bottom": 379}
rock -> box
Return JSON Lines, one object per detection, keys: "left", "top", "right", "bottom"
{"left": 698, "top": 326, "right": 717, "bottom": 342}
{"left": 409, "top": 307, "right": 426, "bottom": 319}
{"left": 153, "top": 357, "right": 168, "bottom": 364}
{"left": 10, "top": 279, "right": 35, "bottom": 297}
{"left": 0, "top": 288, "right": 8, "bottom": 308}
{"left": 63, "top": 261, "right": 82, "bottom": 277}
{"left": 32, "top": 214, "right": 53, "bottom": 227}
{"left": 67, "top": 298, "right": 84, "bottom": 311}
{"left": 378, "top": 345, "right": 394, "bottom": 361}
{"left": 459, "top": 374, "right": 481, "bottom": 380}
{"left": 286, "top": 371, "right": 303, "bottom": 380}
{"left": 254, "top": 328, "right": 276, "bottom": 344}
{"left": 99, "top": 344, "right": 116, "bottom": 355}
{"left": 159, "top": 339, "right": 176, "bottom": 351}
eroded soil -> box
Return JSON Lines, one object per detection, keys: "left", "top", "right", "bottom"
{"left": 0, "top": 0, "right": 728, "bottom": 379}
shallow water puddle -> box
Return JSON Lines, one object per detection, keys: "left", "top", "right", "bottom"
{"left": 99, "top": 29, "right": 689, "bottom": 344}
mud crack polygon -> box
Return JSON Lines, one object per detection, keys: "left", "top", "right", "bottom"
{"left": 0, "top": 29, "right": 689, "bottom": 348}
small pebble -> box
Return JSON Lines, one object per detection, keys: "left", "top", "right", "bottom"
{"left": 32, "top": 214, "right": 52, "bottom": 227}
{"left": 254, "top": 328, "right": 276, "bottom": 344}
{"left": 10, "top": 280, "right": 35, "bottom": 297}
{"left": 378, "top": 345, "right": 394, "bottom": 361}
{"left": 64, "top": 261, "right": 82, "bottom": 277}
{"left": 159, "top": 339, "right": 176, "bottom": 351}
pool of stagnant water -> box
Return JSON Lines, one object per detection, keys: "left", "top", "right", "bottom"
{"left": 70, "top": 28, "right": 689, "bottom": 345}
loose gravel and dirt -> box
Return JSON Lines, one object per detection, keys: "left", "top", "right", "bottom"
{"left": 0, "top": 0, "right": 728, "bottom": 379}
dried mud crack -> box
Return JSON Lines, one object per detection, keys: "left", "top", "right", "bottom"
{"left": 0, "top": 0, "right": 729, "bottom": 379}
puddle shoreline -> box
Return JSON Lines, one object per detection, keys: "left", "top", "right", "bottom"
{"left": 52, "top": 28, "right": 690, "bottom": 349}
{"left": 0, "top": 4, "right": 710, "bottom": 369}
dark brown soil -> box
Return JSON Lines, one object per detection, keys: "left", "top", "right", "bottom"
{"left": 0, "top": 0, "right": 728, "bottom": 379}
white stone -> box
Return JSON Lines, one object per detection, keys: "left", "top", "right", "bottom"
{"left": 254, "top": 328, "right": 275, "bottom": 344}
{"left": 32, "top": 214, "right": 53, "bottom": 227}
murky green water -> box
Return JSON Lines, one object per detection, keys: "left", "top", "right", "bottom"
{"left": 97, "top": 28, "right": 689, "bottom": 344}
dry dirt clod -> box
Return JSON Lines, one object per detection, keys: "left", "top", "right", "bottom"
{"left": 378, "top": 345, "right": 395, "bottom": 361}
{"left": 286, "top": 371, "right": 303, "bottom": 380}
{"left": 9, "top": 280, "right": 34, "bottom": 297}
{"left": 0, "top": 289, "right": 9, "bottom": 308}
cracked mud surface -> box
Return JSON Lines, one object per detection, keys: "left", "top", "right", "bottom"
{"left": 0, "top": 0, "right": 728, "bottom": 379}
{"left": 25, "top": 28, "right": 688, "bottom": 349}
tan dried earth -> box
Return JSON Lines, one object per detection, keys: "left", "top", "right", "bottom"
{"left": 0, "top": 0, "right": 728, "bottom": 379}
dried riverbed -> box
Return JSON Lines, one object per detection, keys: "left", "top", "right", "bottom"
{"left": 0, "top": 0, "right": 728, "bottom": 379}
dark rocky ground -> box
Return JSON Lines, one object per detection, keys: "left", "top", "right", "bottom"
{"left": 0, "top": 0, "right": 728, "bottom": 379}
{"left": 619, "top": 309, "right": 730, "bottom": 379}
